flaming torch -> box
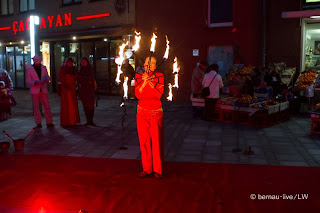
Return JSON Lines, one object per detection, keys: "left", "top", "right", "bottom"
{"left": 150, "top": 33, "right": 157, "bottom": 53}
{"left": 132, "top": 31, "right": 141, "bottom": 52}
{"left": 172, "top": 57, "right": 180, "bottom": 88}
{"left": 167, "top": 57, "right": 180, "bottom": 101}
{"left": 167, "top": 83, "right": 173, "bottom": 101}
{"left": 115, "top": 41, "right": 129, "bottom": 84}
{"left": 163, "top": 35, "right": 170, "bottom": 60}
{"left": 123, "top": 77, "right": 129, "bottom": 99}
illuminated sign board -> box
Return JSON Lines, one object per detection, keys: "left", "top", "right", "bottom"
{"left": 13, "top": 13, "right": 72, "bottom": 35}
{"left": 0, "top": 12, "right": 110, "bottom": 35}
{"left": 306, "top": 0, "right": 320, "bottom": 2}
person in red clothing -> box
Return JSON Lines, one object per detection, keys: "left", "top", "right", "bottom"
{"left": 135, "top": 56, "right": 164, "bottom": 179}
{"left": 59, "top": 57, "right": 80, "bottom": 127}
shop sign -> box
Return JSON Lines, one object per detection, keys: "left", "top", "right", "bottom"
{"left": 12, "top": 13, "right": 72, "bottom": 35}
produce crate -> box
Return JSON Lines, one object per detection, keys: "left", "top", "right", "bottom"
{"left": 311, "top": 118, "right": 320, "bottom": 134}
{"left": 219, "top": 109, "right": 235, "bottom": 123}
{"left": 267, "top": 104, "right": 280, "bottom": 115}
{"left": 234, "top": 110, "right": 251, "bottom": 125}
{"left": 279, "top": 101, "right": 289, "bottom": 111}
{"left": 191, "top": 97, "right": 205, "bottom": 107}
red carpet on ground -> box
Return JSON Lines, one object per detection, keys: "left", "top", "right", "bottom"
{"left": 0, "top": 154, "right": 319, "bottom": 213}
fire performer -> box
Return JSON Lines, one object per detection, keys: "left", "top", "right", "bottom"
{"left": 135, "top": 56, "right": 164, "bottom": 179}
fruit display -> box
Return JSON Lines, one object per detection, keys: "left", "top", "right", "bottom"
{"left": 236, "top": 94, "right": 257, "bottom": 103}
{"left": 240, "top": 65, "right": 254, "bottom": 75}
{"left": 251, "top": 99, "right": 279, "bottom": 110}
{"left": 224, "top": 65, "right": 253, "bottom": 84}
{"left": 224, "top": 66, "right": 242, "bottom": 81}
{"left": 295, "top": 70, "right": 319, "bottom": 88}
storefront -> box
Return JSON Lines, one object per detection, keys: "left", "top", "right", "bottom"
{"left": 0, "top": 0, "right": 135, "bottom": 95}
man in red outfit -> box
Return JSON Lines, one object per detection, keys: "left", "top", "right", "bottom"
{"left": 135, "top": 56, "right": 164, "bottom": 179}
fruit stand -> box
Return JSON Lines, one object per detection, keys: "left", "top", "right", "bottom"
{"left": 214, "top": 95, "right": 290, "bottom": 128}
{"left": 293, "top": 69, "right": 320, "bottom": 111}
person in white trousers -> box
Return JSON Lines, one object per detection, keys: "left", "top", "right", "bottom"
{"left": 26, "top": 55, "right": 54, "bottom": 128}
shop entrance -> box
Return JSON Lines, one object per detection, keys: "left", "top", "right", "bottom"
{"left": 1, "top": 45, "right": 31, "bottom": 89}
{"left": 302, "top": 19, "right": 320, "bottom": 72}
{"left": 53, "top": 42, "right": 80, "bottom": 92}
{"left": 52, "top": 38, "right": 128, "bottom": 95}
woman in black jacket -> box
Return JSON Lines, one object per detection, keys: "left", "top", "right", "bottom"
{"left": 78, "top": 57, "right": 96, "bottom": 126}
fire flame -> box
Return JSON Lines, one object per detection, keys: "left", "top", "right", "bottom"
{"left": 123, "top": 77, "right": 129, "bottom": 99}
{"left": 115, "top": 41, "right": 129, "bottom": 84}
{"left": 167, "top": 83, "right": 173, "bottom": 101}
{"left": 163, "top": 35, "right": 170, "bottom": 59}
{"left": 120, "top": 102, "right": 124, "bottom": 107}
{"left": 150, "top": 33, "right": 157, "bottom": 52}
{"left": 172, "top": 57, "right": 180, "bottom": 88}
{"left": 132, "top": 31, "right": 141, "bottom": 52}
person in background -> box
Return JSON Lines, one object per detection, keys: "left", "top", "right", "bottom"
{"left": 0, "top": 68, "right": 13, "bottom": 90}
{"left": 191, "top": 60, "right": 208, "bottom": 98}
{"left": 59, "top": 57, "right": 80, "bottom": 127}
{"left": 202, "top": 64, "right": 223, "bottom": 121}
{"left": 135, "top": 56, "right": 164, "bottom": 179}
{"left": 78, "top": 57, "right": 96, "bottom": 126}
{"left": 191, "top": 60, "right": 208, "bottom": 118}
{"left": 25, "top": 55, "right": 54, "bottom": 128}
{"left": 0, "top": 81, "right": 11, "bottom": 120}
{"left": 136, "top": 59, "right": 145, "bottom": 74}
{"left": 0, "top": 67, "right": 16, "bottom": 106}
{"left": 121, "top": 59, "right": 135, "bottom": 99}
{"left": 249, "top": 67, "right": 263, "bottom": 95}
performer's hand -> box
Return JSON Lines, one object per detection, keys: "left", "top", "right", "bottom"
{"left": 142, "top": 72, "right": 149, "bottom": 82}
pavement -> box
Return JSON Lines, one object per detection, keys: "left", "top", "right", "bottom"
{"left": 1, "top": 90, "right": 320, "bottom": 167}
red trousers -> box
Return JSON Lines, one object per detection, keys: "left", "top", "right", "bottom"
{"left": 137, "top": 106, "right": 164, "bottom": 175}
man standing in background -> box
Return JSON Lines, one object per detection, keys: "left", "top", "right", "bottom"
{"left": 26, "top": 55, "right": 54, "bottom": 128}
{"left": 191, "top": 60, "right": 208, "bottom": 98}
{"left": 191, "top": 60, "right": 208, "bottom": 118}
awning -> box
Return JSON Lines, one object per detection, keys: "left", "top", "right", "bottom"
{"left": 282, "top": 10, "right": 320, "bottom": 18}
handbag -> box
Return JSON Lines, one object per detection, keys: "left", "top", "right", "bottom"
{"left": 202, "top": 73, "right": 218, "bottom": 97}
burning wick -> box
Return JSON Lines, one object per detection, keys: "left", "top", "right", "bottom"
{"left": 167, "top": 83, "right": 173, "bottom": 101}
{"left": 123, "top": 77, "right": 129, "bottom": 99}
{"left": 115, "top": 41, "right": 129, "bottom": 84}
{"left": 163, "top": 35, "right": 170, "bottom": 60}
{"left": 132, "top": 31, "right": 141, "bottom": 52}
{"left": 172, "top": 57, "right": 180, "bottom": 88}
{"left": 150, "top": 33, "right": 157, "bottom": 52}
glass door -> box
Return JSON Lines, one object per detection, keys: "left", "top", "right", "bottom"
{"left": 6, "top": 47, "right": 15, "bottom": 88}
{"left": 15, "top": 46, "right": 27, "bottom": 88}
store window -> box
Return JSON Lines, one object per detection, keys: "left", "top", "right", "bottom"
{"left": 303, "top": 21, "right": 320, "bottom": 71}
{"left": 20, "top": 0, "right": 35, "bottom": 12}
{"left": 63, "top": 0, "right": 82, "bottom": 5}
{"left": 1, "top": 0, "right": 14, "bottom": 15}
{"left": 208, "top": 0, "right": 233, "bottom": 27}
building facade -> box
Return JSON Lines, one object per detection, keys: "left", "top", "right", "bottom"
{"left": 0, "top": 0, "right": 317, "bottom": 102}
{"left": 0, "top": 0, "right": 135, "bottom": 94}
